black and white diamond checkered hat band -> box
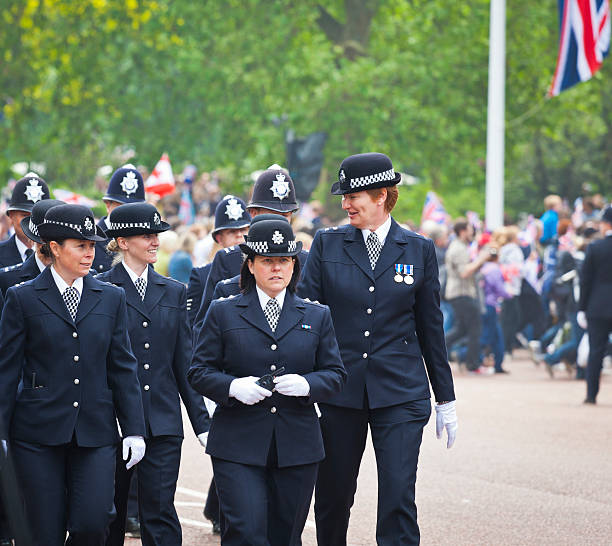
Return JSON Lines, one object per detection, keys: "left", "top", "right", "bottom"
{"left": 21, "top": 199, "right": 65, "bottom": 244}
{"left": 37, "top": 204, "right": 106, "bottom": 242}
{"left": 239, "top": 217, "right": 302, "bottom": 257}
{"left": 331, "top": 152, "right": 402, "bottom": 195}
{"left": 104, "top": 202, "right": 170, "bottom": 238}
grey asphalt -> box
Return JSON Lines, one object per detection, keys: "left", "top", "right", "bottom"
{"left": 127, "top": 350, "right": 612, "bottom": 545}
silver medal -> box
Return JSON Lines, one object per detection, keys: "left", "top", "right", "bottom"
{"left": 394, "top": 274, "right": 403, "bottom": 283}
{"left": 404, "top": 275, "right": 414, "bottom": 285}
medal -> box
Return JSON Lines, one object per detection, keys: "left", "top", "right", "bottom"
{"left": 394, "top": 264, "right": 403, "bottom": 283}
{"left": 403, "top": 264, "right": 414, "bottom": 285}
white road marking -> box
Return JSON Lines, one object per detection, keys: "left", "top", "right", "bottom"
{"left": 179, "top": 517, "right": 212, "bottom": 529}
{"left": 176, "top": 486, "right": 208, "bottom": 500}
{"left": 175, "top": 501, "right": 205, "bottom": 508}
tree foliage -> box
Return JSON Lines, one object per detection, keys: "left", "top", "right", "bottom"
{"left": 1, "top": 0, "right": 610, "bottom": 221}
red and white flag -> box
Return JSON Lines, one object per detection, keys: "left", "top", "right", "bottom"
{"left": 52, "top": 189, "right": 97, "bottom": 207}
{"left": 145, "top": 153, "right": 175, "bottom": 197}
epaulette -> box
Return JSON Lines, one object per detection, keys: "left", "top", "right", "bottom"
{"left": 303, "top": 297, "right": 324, "bottom": 306}
{"left": 186, "top": 298, "right": 193, "bottom": 311}
{"left": 0, "top": 263, "right": 21, "bottom": 274}
{"left": 223, "top": 246, "right": 236, "bottom": 254}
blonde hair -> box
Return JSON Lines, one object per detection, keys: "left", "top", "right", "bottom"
{"left": 543, "top": 195, "right": 562, "bottom": 210}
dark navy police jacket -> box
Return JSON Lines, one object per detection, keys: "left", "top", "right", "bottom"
{"left": 97, "top": 263, "right": 209, "bottom": 438}
{"left": 299, "top": 219, "right": 455, "bottom": 409}
{"left": 0, "top": 235, "right": 23, "bottom": 269}
{"left": 188, "top": 290, "right": 346, "bottom": 468}
{"left": 0, "top": 268, "right": 146, "bottom": 447}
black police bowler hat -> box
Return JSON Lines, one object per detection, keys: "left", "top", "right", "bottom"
{"left": 211, "top": 195, "right": 251, "bottom": 241}
{"left": 104, "top": 202, "right": 170, "bottom": 238}
{"left": 21, "top": 199, "right": 65, "bottom": 244}
{"left": 103, "top": 164, "right": 145, "bottom": 204}
{"left": 331, "top": 153, "right": 401, "bottom": 195}
{"left": 601, "top": 206, "right": 612, "bottom": 225}
{"left": 38, "top": 204, "right": 106, "bottom": 242}
{"left": 7, "top": 173, "right": 51, "bottom": 214}
{"left": 239, "top": 217, "right": 302, "bottom": 257}
{"left": 248, "top": 167, "right": 299, "bottom": 213}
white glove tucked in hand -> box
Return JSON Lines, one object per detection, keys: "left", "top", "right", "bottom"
{"left": 435, "top": 401, "right": 458, "bottom": 449}
{"left": 577, "top": 311, "right": 588, "bottom": 330}
{"left": 123, "top": 435, "right": 146, "bottom": 469}
{"left": 273, "top": 374, "right": 310, "bottom": 397}
{"left": 229, "top": 376, "right": 272, "bottom": 405}
{"left": 197, "top": 432, "right": 209, "bottom": 449}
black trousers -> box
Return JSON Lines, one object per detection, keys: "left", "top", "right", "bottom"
{"left": 212, "top": 451, "right": 317, "bottom": 546}
{"left": 203, "top": 477, "right": 219, "bottom": 522}
{"left": 106, "top": 435, "right": 182, "bottom": 546}
{"left": 12, "top": 438, "right": 116, "bottom": 546}
{"left": 315, "top": 400, "right": 431, "bottom": 546}
{"left": 586, "top": 317, "right": 612, "bottom": 401}
{"left": 445, "top": 296, "right": 482, "bottom": 370}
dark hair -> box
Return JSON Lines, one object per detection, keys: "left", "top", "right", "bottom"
{"left": 40, "top": 239, "right": 67, "bottom": 261}
{"left": 239, "top": 255, "right": 301, "bottom": 294}
{"left": 453, "top": 218, "right": 469, "bottom": 236}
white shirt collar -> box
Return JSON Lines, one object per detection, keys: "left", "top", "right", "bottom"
{"left": 15, "top": 236, "right": 31, "bottom": 262}
{"left": 34, "top": 253, "right": 46, "bottom": 273}
{"left": 361, "top": 215, "right": 392, "bottom": 246}
{"left": 255, "top": 285, "right": 286, "bottom": 312}
{"left": 122, "top": 261, "right": 149, "bottom": 285}
{"left": 50, "top": 265, "right": 83, "bottom": 297}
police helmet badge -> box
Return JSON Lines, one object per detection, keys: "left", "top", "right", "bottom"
{"left": 339, "top": 169, "right": 346, "bottom": 183}
{"left": 120, "top": 171, "right": 139, "bottom": 196}
{"left": 270, "top": 172, "right": 290, "bottom": 201}
{"left": 24, "top": 179, "right": 45, "bottom": 203}
{"left": 271, "top": 230, "right": 284, "bottom": 245}
{"left": 84, "top": 217, "right": 93, "bottom": 232}
{"left": 153, "top": 212, "right": 161, "bottom": 225}
{"left": 225, "top": 197, "right": 244, "bottom": 221}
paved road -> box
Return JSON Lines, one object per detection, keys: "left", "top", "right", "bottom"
{"left": 127, "top": 350, "right": 612, "bottom": 545}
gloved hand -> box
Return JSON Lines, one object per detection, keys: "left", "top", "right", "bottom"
{"left": 229, "top": 376, "right": 272, "bottom": 405}
{"left": 197, "top": 432, "right": 208, "bottom": 449}
{"left": 435, "top": 401, "right": 458, "bottom": 449}
{"left": 123, "top": 436, "right": 146, "bottom": 469}
{"left": 273, "top": 374, "right": 310, "bottom": 397}
{"left": 577, "top": 311, "right": 588, "bottom": 330}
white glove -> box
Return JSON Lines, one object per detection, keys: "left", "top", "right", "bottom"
{"left": 229, "top": 376, "right": 272, "bottom": 405}
{"left": 273, "top": 374, "right": 310, "bottom": 397}
{"left": 197, "top": 432, "right": 208, "bottom": 449}
{"left": 435, "top": 401, "right": 458, "bottom": 449}
{"left": 577, "top": 311, "right": 587, "bottom": 330}
{"left": 123, "top": 436, "right": 146, "bottom": 469}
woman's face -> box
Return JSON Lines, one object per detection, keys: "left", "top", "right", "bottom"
{"left": 119, "top": 233, "right": 160, "bottom": 266}
{"left": 247, "top": 255, "right": 295, "bottom": 298}
{"left": 52, "top": 239, "right": 96, "bottom": 280}
{"left": 341, "top": 190, "right": 385, "bottom": 230}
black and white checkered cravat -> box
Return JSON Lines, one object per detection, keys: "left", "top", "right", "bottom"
{"left": 264, "top": 298, "right": 281, "bottom": 333}
{"left": 366, "top": 232, "right": 382, "bottom": 270}
{"left": 135, "top": 277, "right": 147, "bottom": 301}
{"left": 63, "top": 286, "right": 80, "bottom": 321}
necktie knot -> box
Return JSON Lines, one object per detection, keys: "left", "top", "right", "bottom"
{"left": 25, "top": 248, "right": 34, "bottom": 259}
{"left": 135, "top": 277, "right": 147, "bottom": 301}
{"left": 63, "top": 286, "right": 80, "bottom": 321}
{"left": 264, "top": 298, "right": 281, "bottom": 333}
{"left": 366, "top": 232, "right": 382, "bottom": 270}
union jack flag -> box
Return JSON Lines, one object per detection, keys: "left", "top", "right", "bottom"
{"left": 549, "top": 0, "right": 610, "bottom": 96}
{"left": 421, "top": 191, "right": 449, "bottom": 225}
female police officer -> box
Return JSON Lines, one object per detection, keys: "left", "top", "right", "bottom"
{"left": 97, "top": 202, "right": 209, "bottom": 546}
{"left": 188, "top": 217, "right": 346, "bottom": 546}
{"left": 299, "top": 153, "right": 458, "bottom": 546}
{"left": 0, "top": 204, "right": 146, "bottom": 546}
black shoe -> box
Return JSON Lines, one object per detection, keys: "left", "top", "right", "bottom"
{"left": 125, "top": 516, "right": 141, "bottom": 538}
{"left": 0, "top": 539, "right": 13, "bottom": 546}
{"left": 583, "top": 397, "right": 596, "bottom": 405}
{"left": 212, "top": 520, "right": 221, "bottom": 534}
{"left": 495, "top": 368, "right": 510, "bottom": 374}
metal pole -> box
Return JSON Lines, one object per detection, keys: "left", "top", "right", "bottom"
{"left": 485, "top": 0, "right": 506, "bottom": 230}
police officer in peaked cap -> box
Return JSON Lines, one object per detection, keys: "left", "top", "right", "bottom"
{"left": 193, "top": 166, "right": 309, "bottom": 333}
{"left": 299, "top": 152, "right": 458, "bottom": 545}
{"left": 0, "top": 203, "right": 146, "bottom": 545}
{"left": 186, "top": 195, "right": 251, "bottom": 326}
{"left": 0, "top": 199, "right": 64, "bottom": 300}
{"left": 0, "top": 173, "right": 50, "bottom": 269}
{"left": 92, "top": 165, "right": 146, "bottom": 273}
{"left": 97, "top": 202, "right": 209, "bottom": 546}
{"left": 188, "top": 217, "right": 346, "bottom": 545}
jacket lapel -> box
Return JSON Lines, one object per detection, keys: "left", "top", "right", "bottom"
{"left": 108, "top": 263, "right": 151, "bottom": 318}
{"left": 34, "top": 267, "right": 77, "bottom": 328}
{"left": 237, "top": 290, "right": 275, "bottom": 339}
{"left": 75, "top": 275, "right": 103, "bottom": 323}
{"left": 144, "top": 266, "right": 165, "bottom": 313}
{"left": 343, "top": 226, "right": 375, "bottom": 281}
{"left": 274, "top": 292, "right": 306, "bottom": 341}
{"left": 20, "top": 254, "right": 43, "bottom": 280}
{"left": 374, "top": 219, "right": 409, "bottom": 279}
